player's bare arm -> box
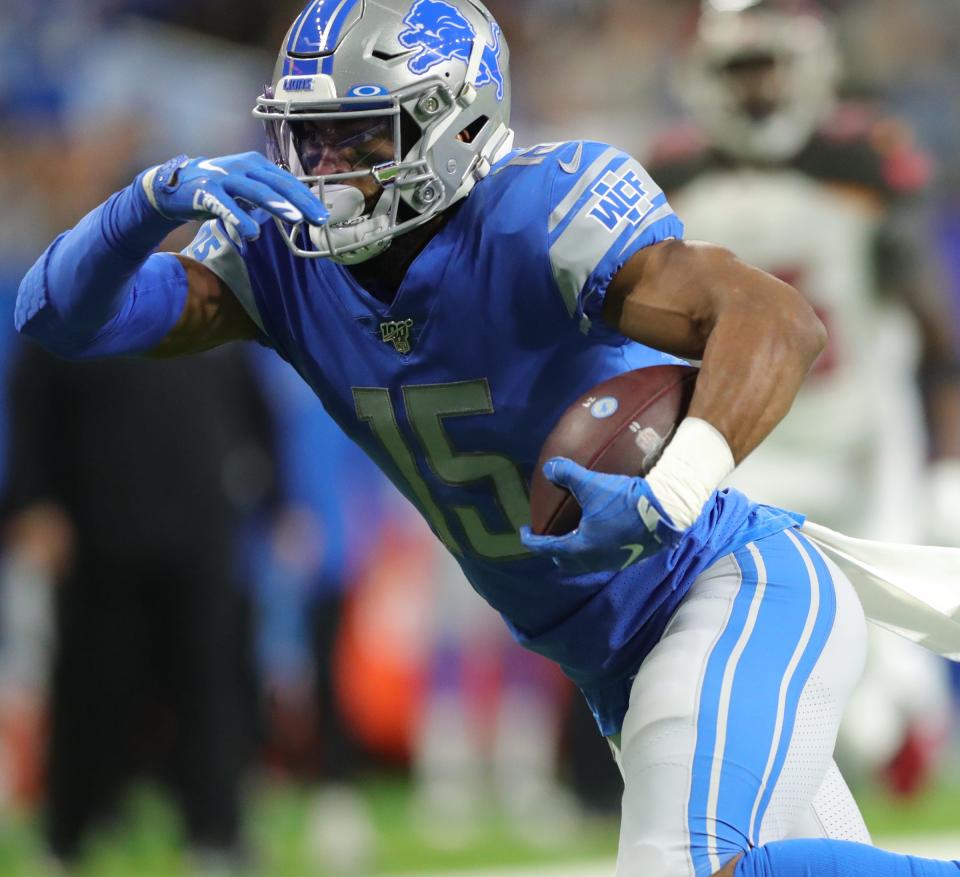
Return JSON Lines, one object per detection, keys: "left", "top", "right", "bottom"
{"left": 603, "top": 239, "right": 827, "bottom": 464}
{"left": 149, "top": 257, "right": 258, "bottom": 358}
{"left": 522, "top": 240, "right": 826, "bottom": 571}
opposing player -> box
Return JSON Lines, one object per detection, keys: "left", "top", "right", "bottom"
{"left": 15, "top": 1, "right": 960, "bottom": 875}
{"left": 650, "top": 0, "right": 959, "bottom": 795}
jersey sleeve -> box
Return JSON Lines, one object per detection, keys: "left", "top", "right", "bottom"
{"left": 180, "top": 218, "right": 276, "bottom": 349}
{"left": 546, "top": 142, "right": 685, "bottom": 327}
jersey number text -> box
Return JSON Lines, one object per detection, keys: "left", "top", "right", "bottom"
{"left": 353, "top": 380, "right": 531, "bottom": 560}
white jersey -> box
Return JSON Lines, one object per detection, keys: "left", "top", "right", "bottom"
{"left": 649, "top": 117, "right": 931, "bottom": 537}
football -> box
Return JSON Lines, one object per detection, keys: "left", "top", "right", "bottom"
{"left": 529, "top": 365, "right": 699, "bottom": 536}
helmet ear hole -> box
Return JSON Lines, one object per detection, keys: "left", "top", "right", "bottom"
{"left": 460, "top": 115, "right": 490, "bottom": 144}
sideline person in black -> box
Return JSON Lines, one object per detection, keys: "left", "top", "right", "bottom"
{"left": 3, "top": 342, "right": 273, "bottom": 868}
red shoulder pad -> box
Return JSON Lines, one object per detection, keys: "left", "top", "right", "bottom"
{"left": 870, "top": 117, "right": 933, "bottom": 195}
{"left": 819, "top": 103, "right": 933, "bottom": 195}
{"left": 818, "top": 103, "right": 879, "bottom": 143}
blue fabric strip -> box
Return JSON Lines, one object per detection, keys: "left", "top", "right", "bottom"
{"left": 15, "top": 177, "right": 185, "bottom": 358}
{"left": 737, "top": 838, "right": 960, "bottom": 876}
{"left": 749, "top": 532, "right": 837, "bottom": 843}
{"left": 687, "top": 544, "right": 757, "bottom": 877}
{"left": 287, "top": 0, "right": 320, "bottom": 53}
{"left": 290, "top": 0, "right": 362, "bottom": 55}
{"left": 686, "top": 529, "right": 839, "bottom": 876}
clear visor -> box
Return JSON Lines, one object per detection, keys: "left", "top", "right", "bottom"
{"left": 254, "top": 85, "right": 446, "bottom": 260}
{"left": 288, "top": 116, "right": 396, "bottom": 177}
{"left": 258, "top": 88, "right": 403, "bottom": 178}
{"left": 259, "top": 97, "right": 402, "bottom": 215}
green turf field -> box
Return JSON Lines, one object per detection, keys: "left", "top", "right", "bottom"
{"left": 0, "top": 777, "right": 958, "bottom": 876}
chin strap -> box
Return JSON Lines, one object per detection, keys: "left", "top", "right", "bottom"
{"left": 452, "top": 125, "right": 515, "bottom": 202}
{"left": 489, "top": 125, "right": 516, "bottom": 165}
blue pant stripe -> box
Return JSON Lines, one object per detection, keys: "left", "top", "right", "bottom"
{"left": 686, "top": 529, "right": 840, "bottom": 876}
{"left": 287, "top": 0, "right": 320, "bottom": 53}
{"left": 322, "top": 0, "right": 362, "bottom": 72}
{"left": 749, "top": 530, "right": 838, "bottom": 842}
{"left": 287, "top": 0, "right": 361, "bottom": 64}
{"left": 687, "top": 543, "right": 762, "bottom": 877}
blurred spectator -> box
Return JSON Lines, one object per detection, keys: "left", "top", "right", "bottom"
{"left": 2, "top": 343, "right": 273, "bottom": 870}
{"left": 411, "top": 546, "right": 577, "bottom": 849}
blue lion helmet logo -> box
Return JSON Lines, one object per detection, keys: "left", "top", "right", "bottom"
{"left": 398, "top": 0, "right": 505, "bottom": 102}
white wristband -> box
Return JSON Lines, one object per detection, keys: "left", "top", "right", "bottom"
{"left": 644, "top": 418, "right": 735, "bottom": 529}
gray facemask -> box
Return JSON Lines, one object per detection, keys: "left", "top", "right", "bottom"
{"left": 254, "top": 0, "right": 515, "bottom": 264}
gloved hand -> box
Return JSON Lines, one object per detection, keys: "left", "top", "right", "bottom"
{"left": 520, "top": 458, "right": 685, "bottom": 574}
{"left": 141, "top": 152, "right": 328, "bottom": 240}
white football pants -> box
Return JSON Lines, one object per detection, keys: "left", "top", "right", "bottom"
{"left": 612, "top": 528, "right": 871, "bottom": 877}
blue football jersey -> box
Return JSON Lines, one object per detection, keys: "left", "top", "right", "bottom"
{"left": 183, "top": 140, "right": 800, "bottom": 734}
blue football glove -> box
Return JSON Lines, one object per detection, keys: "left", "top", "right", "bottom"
{"left": 520, "top": 458, "right": 685, "bottom": 575}
{"left": 142, "top": 152, "right": 328, "bottom": 241}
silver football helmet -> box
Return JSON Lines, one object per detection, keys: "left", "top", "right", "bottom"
{"left": 254, "top": 0, "right": 514, "bottom": 264}
{"left": 679, "top": 2, "right": 840, "bottom": 162}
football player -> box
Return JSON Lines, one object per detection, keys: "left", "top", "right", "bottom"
{"left": 649, "top": 0, "right": 959, "bottom": 796}
{"left": 15, "top": 1, "right": 960, "bottom": 875}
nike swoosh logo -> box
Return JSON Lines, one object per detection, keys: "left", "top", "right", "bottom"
{"left": 559, "top": 142, "right": 584, "bottom": 175}
{"left": 198, "top": 159, "right": 229, "bottom": 175}
{"left": 619, "top": 544, "right": 646, "bottom": 570}
{"left": 266, "top": 200, "right": 304, "bottom": 223}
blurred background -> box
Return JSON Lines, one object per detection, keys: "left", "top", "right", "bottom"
{"left": 1, "top": 0, "right": 960, "bottom": 874}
